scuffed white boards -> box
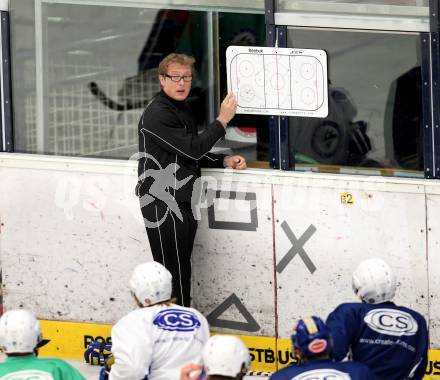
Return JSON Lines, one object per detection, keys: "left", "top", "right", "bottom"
{"left": 226, "top": 46, "right": 328, "bottom": 118}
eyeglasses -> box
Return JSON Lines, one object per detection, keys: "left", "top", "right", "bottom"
{"left": 163, "top": 74, "right": 193, "bottom": 83}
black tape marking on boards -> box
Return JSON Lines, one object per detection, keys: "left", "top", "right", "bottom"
{"left": 207, "top": 293, "right": 260, "bottom": 332}
{"left": 207, "top": 190, "right": 258, "bottom": 231}
{"left": 276, "top": 221, "right": 317, "bottom": 274}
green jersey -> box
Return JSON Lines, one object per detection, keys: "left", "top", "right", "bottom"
{"left": 0, "top": 354, "right": 86, "bottom": 380}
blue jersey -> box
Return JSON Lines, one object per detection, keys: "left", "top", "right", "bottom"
{"left": 269, "top": 359, "right": 376, "bottom": 380}
{"left": 326, "top": 302, "right": 428, "bottom": 380}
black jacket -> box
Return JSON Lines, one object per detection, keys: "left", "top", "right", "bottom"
{"left": 136, "top": 91, "right": 226, "bottom": 204}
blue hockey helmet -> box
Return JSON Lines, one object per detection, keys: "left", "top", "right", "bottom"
{"left": 292, "top": 316, "right": 333, "bottom": 358}
{"left": 84, "top": 340, "right": 112, "bottom": 366}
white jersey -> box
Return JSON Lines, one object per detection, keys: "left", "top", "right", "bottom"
{"left": 109, "top": 304, "right": 209, "bottom": 380}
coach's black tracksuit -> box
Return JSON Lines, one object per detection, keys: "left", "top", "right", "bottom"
{"left": 136, "top": 90, "right": 225, "bottom": 306}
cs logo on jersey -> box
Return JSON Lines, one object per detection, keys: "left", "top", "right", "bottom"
{"left": 364, "top": 309, "right": 418, "bottom": 336}
{"left": 153, "top": 309, "right": 201, "bottom": 332}
{"left": 292, "top": 369, "right": 350, "bottom": 380}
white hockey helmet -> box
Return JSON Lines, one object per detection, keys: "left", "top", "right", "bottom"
{"left": 0, "top": 309, "right": 42, "bottom": 353}
{"left": 129, "top": 261, "right": 172, "bottom": 306}
{"left": 352, "top": 258, "right": 397, "bottom": 304}
{"left": 203, "top": 335, "right": 251, "bottom": 378}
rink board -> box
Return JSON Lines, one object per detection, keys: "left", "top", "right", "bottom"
{"left": 0, "top": 153, "right": 439, "bottom": 361}
{"left": 38, "top": 319, "right": 440, "bottom": 377}
{"left": 192, "top": 171, "right": 275, "bottom": 337}
{"left": 273, "top": 177, "right": 428, "bottom": 337}
{"left": 0, "top": 155, "right": 152, "bottom": 324}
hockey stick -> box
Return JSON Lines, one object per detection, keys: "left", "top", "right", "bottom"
{"left": 88, "top": 81, "right": 152, "bottom": 111}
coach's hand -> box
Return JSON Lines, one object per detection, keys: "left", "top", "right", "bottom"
{"left": 217, "top": 93, "right": 237, "bottom": 126}
{"left": 223, "top": 155, "right": 247, "bottom": 170}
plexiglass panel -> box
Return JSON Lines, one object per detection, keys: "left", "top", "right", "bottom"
{"left": 287, "top": 28, "right": 423, "bottom": 176}
{"left": 10, "top": 0, "right": 37, "bottom": 153}
{"left": 277, "top": 0, "right": 428, "bottom": 12}
{"left": 10, "top": 1, "right": 268, "bottom": 162}
{"left": 11, "top": 2, "right": 211, "bottom": 157}
{"left": 275, "top": 0, "right": 429, "bottom": 32}
{"left": 217, "top": 12, "right": 269, "bottom": 163}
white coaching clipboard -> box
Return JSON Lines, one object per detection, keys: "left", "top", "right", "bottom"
{"left": 226, "top": 46, "right": 328, "bottom": 118}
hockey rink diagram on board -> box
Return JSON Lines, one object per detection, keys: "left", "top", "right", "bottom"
{"left": 226, "top": 46, "right": 328, "bottom": 118}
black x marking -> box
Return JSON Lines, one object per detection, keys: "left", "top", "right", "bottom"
{"left": 276, "top": 221, "right": 317, "bottom": 274}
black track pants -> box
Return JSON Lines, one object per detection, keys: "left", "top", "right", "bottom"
{"left": 140, "top": 200, "right": 197, "bottom": 307}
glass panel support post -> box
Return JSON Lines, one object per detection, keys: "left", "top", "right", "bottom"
{"left": 207, "top": 11, "right": 218, "bottom": 123}
{"left": 266, "top": 0, "right": 290, "bottom": 169}
{"left": 428, "top": 0, "right": 440, "bottom": 178}
{"left": 277, "top": 26, "right": 290, "bottom": 171}
{"left": 421, "top": 32, "right": 434, "bottom": 178}
{"left": 35, "top": 0, "right": 50, "bottom": 154}
{"left": 431, "top": 32, "right": 440, "bottom": 178}
{"left": 0, "top": 9, "right": 13, "bottom": 152}
{"left": 266, "top": 0, "right": 278, "bottom": 168}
